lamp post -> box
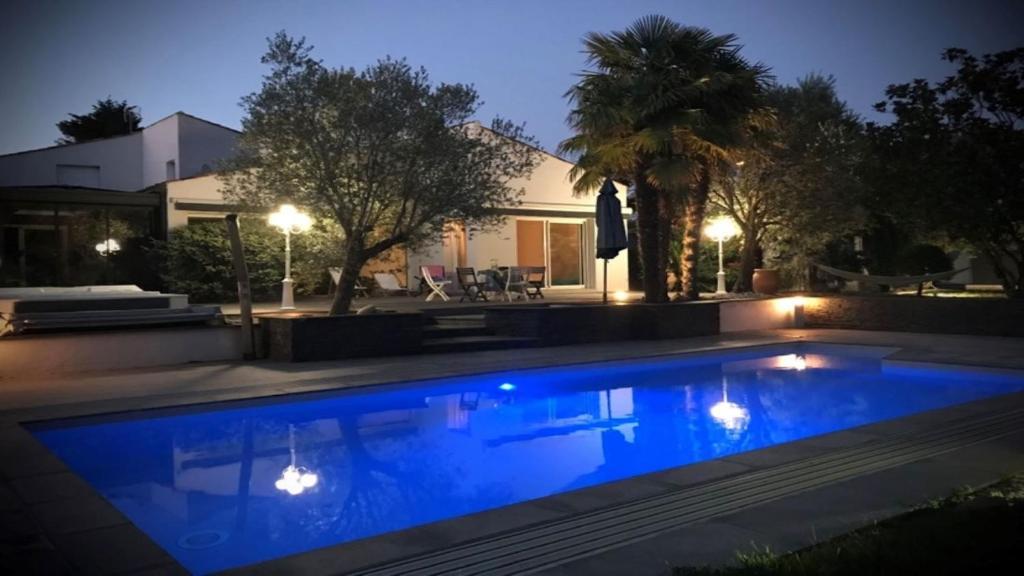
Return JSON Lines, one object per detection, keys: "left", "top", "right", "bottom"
{"left": 704, "top": 216, "right": 739, "bottom": 295}
{"left": 268, "top": 204, "right": 312, "bottom": 310}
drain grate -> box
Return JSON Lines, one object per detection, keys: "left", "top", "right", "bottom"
{"left": 178, "top": 529, "right": 229, "bottom": 550}
{"left": 352, "top": 408, "right": 1024, "bottom": 576}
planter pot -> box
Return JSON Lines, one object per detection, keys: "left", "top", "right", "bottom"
{"left": 261, "top": 312, "right": 422, "bottom": 361}
{"left": 752, "top": 268, "right": 780, "bottom": 295}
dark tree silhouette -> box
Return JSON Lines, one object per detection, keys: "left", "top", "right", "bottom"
{"left": 56, "top": 97, "right": 142, "bottom": 144}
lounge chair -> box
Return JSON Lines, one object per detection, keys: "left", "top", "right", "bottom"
{"left": 456, "top": 267, "right": 489, "bottom": 302}
{"left": 372, "top": 272, "right": 410, "bottom": 296}
{"left": 328, "top": 267, "right": 368, "bottom": 298}
{"left": 420, "top": 265, "right": 452, "bottom": 302}
{"left": 524, "top": 266, "right": 545, "bottom": 299}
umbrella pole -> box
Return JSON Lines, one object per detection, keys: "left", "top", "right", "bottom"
{"left": 603, "top": 258, "right": 608, "bottom": 304}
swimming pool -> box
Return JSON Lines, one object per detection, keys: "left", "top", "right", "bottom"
{"left": 30, "top": 344, "right": 1024, "bottom": 574}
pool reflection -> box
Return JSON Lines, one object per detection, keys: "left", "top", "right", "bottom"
{"left": 32, "top": 351, "right": 1024, "bottom": 574}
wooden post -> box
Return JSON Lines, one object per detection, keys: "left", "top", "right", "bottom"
{"left": 603, "top": 259, "right": 608, "bottom": 304}
{"left": 225, "top": 214, "right": 255, "bottom": 359}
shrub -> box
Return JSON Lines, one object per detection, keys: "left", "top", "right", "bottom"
{"left": 156, "top": 218, "right": 343, "bottom": 303}
{"left": 897, "top": 244, "right": 953, "bottom": 274}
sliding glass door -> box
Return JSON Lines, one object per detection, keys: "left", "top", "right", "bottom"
{"left": 515, "top": 219, "right": 584, "bottom": 287}
{"left": 548, "top": 222, "right": 583, "bottom": 286}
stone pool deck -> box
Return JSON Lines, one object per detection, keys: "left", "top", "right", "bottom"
{"left": 1, "top": 328, "right": 1023, "bottom": 574}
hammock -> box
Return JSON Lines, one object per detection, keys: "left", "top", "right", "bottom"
{"left": 814, "top": 263, "right": 969, "bottom": 287}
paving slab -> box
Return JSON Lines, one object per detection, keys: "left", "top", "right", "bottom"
{"left": 9, "top": 472, "right": 96, "bottom": 505}
{"left": 536, "top": 521, "right": 773, "bottom": 576}
{"left": 30, "top": 496, "right": 128, "bottom": 536}
{"left": 714, "top": 456, "right": 1004, "bottom": 548}
{"left": 52, "top": 524, "right": 173, "bottom": 575}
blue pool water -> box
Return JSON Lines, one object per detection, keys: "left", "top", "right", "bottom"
{"left": 30, "top": 345, "right": 1024, "bottom": 574}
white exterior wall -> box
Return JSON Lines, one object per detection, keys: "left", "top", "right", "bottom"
{"left": 409, "top": 140, "right": 631, "bottom": 291}
{"left": 177, "top": 115, "right": 238, "bottom": 179}
{"left": 141, "top": 114, "right": 180, "bottom": 187}
{"left": 0, "top": 112, "right": 238, "bottom": 193}
{"left": 162, "top": 127, "right": 632, "bottom": 291}
{"left": 0, "top": 132, "right": 143, "bottom": 191}
{"left": 165, "top": 174, "right": 227, "bottom": 228}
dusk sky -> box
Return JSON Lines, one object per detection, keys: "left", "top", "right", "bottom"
{"left": 2, "top": 0, "right": 1021, "bottom": 155}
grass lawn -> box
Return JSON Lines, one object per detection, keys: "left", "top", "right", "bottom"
{"left": 674, "top": 474, "right": 1024, "bottom": 575}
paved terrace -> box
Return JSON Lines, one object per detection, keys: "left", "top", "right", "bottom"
{"left": 1, "top": 329, "right": 1023, "bottom": 574}
{"left": 214, "top": 289, "right": 646, "bottom": 317}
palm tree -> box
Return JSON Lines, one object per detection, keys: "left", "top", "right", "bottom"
{"left": 561, "top": 15, "right": 769, "bottom": 302}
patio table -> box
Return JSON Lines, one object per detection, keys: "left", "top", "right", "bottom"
{"left": 477, "top": 267, "right": 508, "bottom": 293}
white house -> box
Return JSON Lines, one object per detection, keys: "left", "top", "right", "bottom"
{"left": 1, "top": 114, "right": 630, "bottom": 292}
{"left": 0, "top": 112, "right": 239, "bottom": 191}
{"left": 0, "top": 112, "right": 239, "bottom": 286}
{"left": 163, "top": 128, "right": 631, "bottom": 292}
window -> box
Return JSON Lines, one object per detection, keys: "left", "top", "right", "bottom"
{"left": 165, "top": 160, "right": 177, "bottom": 181}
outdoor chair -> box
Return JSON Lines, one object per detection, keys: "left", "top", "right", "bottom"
{"left": 456, "top": 267, "right": 489, "bottom": 302}
{"left": 503, "top": 266, "right": 529, "bottom": 302}
{"left": 524, "top": 266, "right": 545, "bottom": 299}
{"left": 328, "top": 267, "right": 368, "bottom": 298}
{"left": 420, "top": 265, "right": 452, "bottom": 302}
{"left": 372, "top": 272, "right": 410, "bottom": 296}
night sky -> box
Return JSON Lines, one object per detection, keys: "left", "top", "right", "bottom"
{"left": 1, "top": 0, "right": 1021, "bottom": 155}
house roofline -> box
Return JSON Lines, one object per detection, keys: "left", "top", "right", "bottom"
{"left": 0, "top": 132, "right": 139, "bottom": 159}
{"left": 0, "top": 112, "right": 241, "bottom": 159}
{"left": 149, "top": 111, "right": 242, "bottom": 135}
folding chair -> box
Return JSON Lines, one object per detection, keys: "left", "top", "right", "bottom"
{"left": 456, "top": 267, "right": 489, "bottom": 302}
{"left": 524, "top": 266, "right": 545, "bottom": 299}
{"left": 328, "top": 267, "right": 368, "bottom": 298}
{"left": 420, "top": 265, "right": 452, "bottom": 302}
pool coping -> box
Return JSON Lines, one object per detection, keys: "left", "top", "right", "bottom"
{"left": 1, "top": 331, "right": 1023, "bottom": 575}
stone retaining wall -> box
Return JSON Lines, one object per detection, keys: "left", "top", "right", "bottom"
{"left": 261, "top": 312, "right": 422, "bottom": 362}
{"left": 804, "top": 295, "right": 1024, "bottom": 337}
{"left": 485, "top": 302, "right": 720, "bottom": 345}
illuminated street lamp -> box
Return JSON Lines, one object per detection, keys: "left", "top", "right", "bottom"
{"left": 94, "top": 238, "right": 121, "bottom": 256}
{"left": 268, "top": 204, "right": 312, "bottom": 310}
{"left": 704, "top": 216, "right": 739, "bottom": 294}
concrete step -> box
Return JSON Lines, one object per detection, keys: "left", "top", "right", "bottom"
{"left": 432, "top": 314, "right": 487, "bottom": 325}
{"left": 422, "top": 324, "right": 492, "bottom": 339}
{"left": 421, "top": 335, "right": 540, "bottom": 354}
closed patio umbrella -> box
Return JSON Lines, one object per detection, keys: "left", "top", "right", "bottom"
{"left": 595, "top": 178, "right": 627, "bottom": 303}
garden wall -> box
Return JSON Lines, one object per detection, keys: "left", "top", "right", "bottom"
{"left": 804, "top": 295, "right": 1024, "bottom": 337}
{"left": 0, "top": 326, "right": 243, "bottom": 377}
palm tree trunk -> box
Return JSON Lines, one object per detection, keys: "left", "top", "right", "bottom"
{"left": 634, "top": 176, "right": 668, "bottom": 303}
{"left": 329, "top": 240, "right": 365, "bottom": 315}
{"left": 657, "top": 190, "right": 674, "bottom": 297}
{"left": 680, "top": 164, "right": 711, "bottom": 300}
